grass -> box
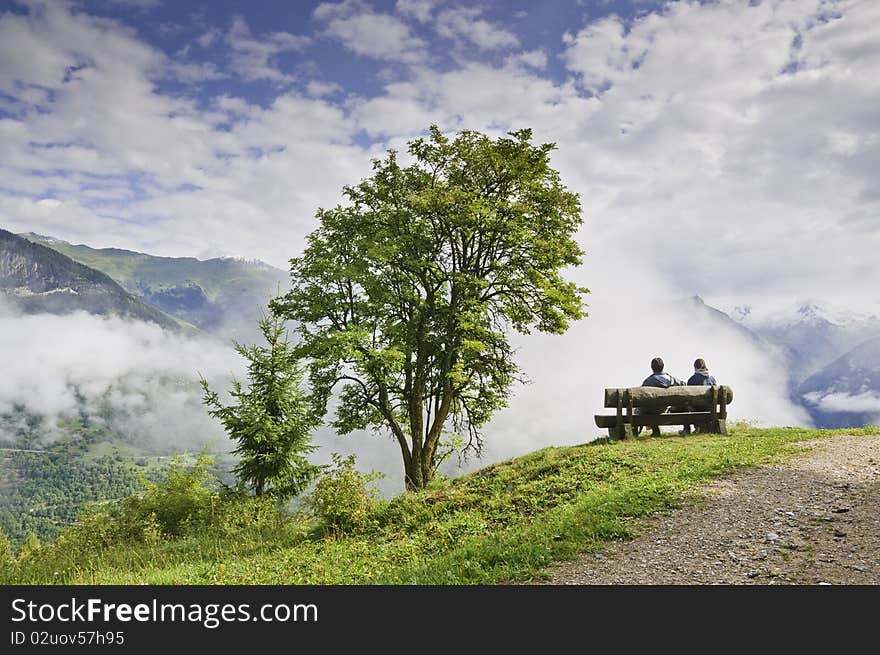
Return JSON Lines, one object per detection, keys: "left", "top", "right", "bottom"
{"left": 4, "top": 425, "right": 878, "bottom": 585}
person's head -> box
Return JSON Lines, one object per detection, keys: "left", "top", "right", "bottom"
{"left": 694, "top": 358, "right": 707, "bottom": 370}
{"left": 650, "top": 357, "right": 664, "bottom": 373}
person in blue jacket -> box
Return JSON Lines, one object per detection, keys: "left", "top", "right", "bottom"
{"left": 642, "top": 356, "right": 687, "bottom": 389}
{"left": 688, "top": 358, "right": 717, "bottom": 386}
{"left": 638, "top": 357, "right": 686, "bottom": 436}
{"left": 681, "top": 358, "right": 718, "bottom": 435}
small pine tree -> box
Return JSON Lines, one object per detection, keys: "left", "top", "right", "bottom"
{"left": 201, "top": 313, "right": 320, "bottom": 500}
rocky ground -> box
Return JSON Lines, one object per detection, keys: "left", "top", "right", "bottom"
{"left": 535, "top": 433, "right": 880, "bottom": 585}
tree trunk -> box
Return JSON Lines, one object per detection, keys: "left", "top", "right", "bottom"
{"left": 404, "top": 458, "right": 422, "bottom": 491}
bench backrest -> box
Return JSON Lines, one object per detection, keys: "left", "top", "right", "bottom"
{"left": 603, "top": 385, "right": 733, "bottom": 410}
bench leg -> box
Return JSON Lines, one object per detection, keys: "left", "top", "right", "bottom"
{"left": 704, "top": 418, "right": 727, "bottom": 435}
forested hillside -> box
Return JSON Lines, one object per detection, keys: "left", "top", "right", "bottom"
{"left": 0, "top": 229, "right": 181, "bottom": 330}
{"left": 21, "top": 233, "right": 288, "bottom": 343}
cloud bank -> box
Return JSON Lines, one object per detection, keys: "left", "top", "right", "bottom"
{"left": 0, "top": 0, "right": 876, "bottom": 311}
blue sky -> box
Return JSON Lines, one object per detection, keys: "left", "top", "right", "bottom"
{"left": 1, "top": 0, "right": 878, "bottom": 315}
{"left": 3, "top": 0, "right": 880, "bottom": 477}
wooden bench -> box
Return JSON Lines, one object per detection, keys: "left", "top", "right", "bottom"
{"left": 595, "top": 385, "right": 733, "bottom": 439}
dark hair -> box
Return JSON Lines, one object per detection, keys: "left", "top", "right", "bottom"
{"left": 694, "top": 358, "right": 706, "bottom": 369}
{"left": 650, "top": 357, "right": 664, "bottom": 373}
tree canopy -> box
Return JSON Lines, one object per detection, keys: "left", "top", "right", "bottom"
{"left": 201, "top": 313, "right": 319, "bottom": 498}
{"left": 271, "top": 125, "right": 588, "bottom": 490}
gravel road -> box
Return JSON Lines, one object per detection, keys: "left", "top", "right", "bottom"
{"left": 536, "top": 432, "right": 880, "bottom": 585}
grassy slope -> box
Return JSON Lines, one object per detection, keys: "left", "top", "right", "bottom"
{"left": 7, "top": 425, "right": 879, "bottom": 585}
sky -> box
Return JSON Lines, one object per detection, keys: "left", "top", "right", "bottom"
{"left": 0, "top": 0, "right": 877, "bottom": 489}
{"left": 1, "top": 0, "right": 877, "bottom": 311}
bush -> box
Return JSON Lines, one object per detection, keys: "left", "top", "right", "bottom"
{"left": 203, "top": 491, "right": 290, "bottom": 539}
{"left": 305, "top": 455, "right": 384, "bottom": 536}
{"left": 17, "top": 532, "right": 41, "bottom": 559}
{"left": 0, "top": 527, "right": 12, "bottom": 575}
{"left": 116, "top": 454, "right": 219, "bottom": 541}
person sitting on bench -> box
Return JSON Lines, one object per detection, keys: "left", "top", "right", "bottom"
{"left": 637, "top": 357, "right": 686, "bottom": 436}
{"left": 680, "top": 358, "right": 719, "bottom": 435}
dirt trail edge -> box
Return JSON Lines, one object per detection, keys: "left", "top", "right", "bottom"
{"left": 536, "top": 433, "right": 880, "bottom": 585}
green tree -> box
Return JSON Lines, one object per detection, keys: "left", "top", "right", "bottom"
{"left": 0, "top": 527, "right": 12, "bottom": 566}
{"left": 201, "top": 314, "right": 320, "bottom": 498}
{"left": 271, "top": 126, "right": 588, "bottom": 491}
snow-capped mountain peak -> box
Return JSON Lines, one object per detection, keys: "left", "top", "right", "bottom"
{"left": 728, "top": 300, "right": 878, "bottom": 329}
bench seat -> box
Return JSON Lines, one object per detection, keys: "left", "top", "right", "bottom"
{"left": 594, "top": 412, "right": 715, "bottom": 429}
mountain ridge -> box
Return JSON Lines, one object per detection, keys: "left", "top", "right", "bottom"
{"left": 20, "top": 232, "right": 289, "bottom": 342}
{"left": 0, "top": 228, "right": 183, "bottom": 330}
{"left": 19, "top": 232, "right": 290, "bottom": 343}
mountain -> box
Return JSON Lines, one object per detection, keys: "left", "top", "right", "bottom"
{"left": 0, "top": 228, "right": 181, "bottom": 330}
{"left": 798, "top": 336, "right": 880, "bottom": 428}
{"left": 680, "top": 295, "right": 773, "bottom": 346}
{"left": 20, "top": 233, "right": 289, "bottom": 344}
{"left": 729, "top": 301, "right": 880, "bottom": 382}
{"left": 679, "top": 295, "right": 804, "bottom": 402}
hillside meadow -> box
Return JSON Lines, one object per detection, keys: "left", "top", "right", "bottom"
{"left": 3, "top": 424, "right": 878, "bottom": 585}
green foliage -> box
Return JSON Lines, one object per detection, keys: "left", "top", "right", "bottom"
{"left": 7, "top": 426, "right": 878, "bottom": 585}
{"left": 18, "top": 532, "right": 41, "bottom": 558}
{"left": 201, "top": 313, "right": 320, "bottom": 499}
{"left": 0, "top": 446, "right": 148, "bottom": 546}
{"left": 1, "top": 454, "right": 304, "bottom": 584}
{"left": 305, "top": 454, "right": 384, "bottom": 536}
{"left": 0, "top": 527, "right": 12, "bottom": 566}
{"left": 271, "top": 125, "right": 589, "bottom": 490}
{"left": 116, "top": 455, "right": 217, "bottom": 539}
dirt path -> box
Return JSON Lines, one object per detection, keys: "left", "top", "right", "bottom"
{"left": 536, "top": 433, "right": 880, "bottom": 585}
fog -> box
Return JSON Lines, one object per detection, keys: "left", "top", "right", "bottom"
{"left": 0, "top": 297, "right": 246, "bottom": 451}
{"left": 803, "top": 391, "right": 880, "bottom": 416}
{"left": 445, "top": 249, "right": 812, "bottom": 480}
{"left": 0, "top": 248, "right": 813, "bottom": 495}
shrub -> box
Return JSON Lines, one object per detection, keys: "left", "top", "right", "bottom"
{"left": 17, "top": 532, "right": 41, "bottom": 559}
{"left": 203, "top": 490, "right": 289, "bottom": 539}
{"left": 116, "top": 454, "right": 218, "bottom": 540}
{"left": 305, "top": 454, "right": 384, "bottom": 536}
{"left": 0, "top": 527, "right": 12, "bottom": 573}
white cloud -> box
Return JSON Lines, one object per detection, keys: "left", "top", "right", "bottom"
{"left": 222, "top": 15, "right": 311, "bottom": 83}
{"left": 305, "top": 80, "right": 343, "bottom": 97}
{"left": 352, "top": 93, "right": 445, "bottom": 138}
{"left": 314, "top": 0, "right": 427, "bottom": 64}
{"left": 0, "top": 301, "right": 245, "bottom": 450}
{"left": 550, "top": 0, "right": 880, "bottom": 305}
{"left": 803, "top": 391, "right": 880, "bottom": 414}
{"left": 509, "top": 49, "right": 548, "bottom": 70}
{"left": 562, "top": 16, "right": 629, "bottom": 92}
{"left": 435, "top": 7, "right": 519, "bottom": 51}
{"left": 0, "top": 3, "right": 378, "bottom": 268}
{"left": 5, "top": 0, "right": 878, "bottom": 306}
{"left": 395, "top": 0, "right": 436, "bottom": 24}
